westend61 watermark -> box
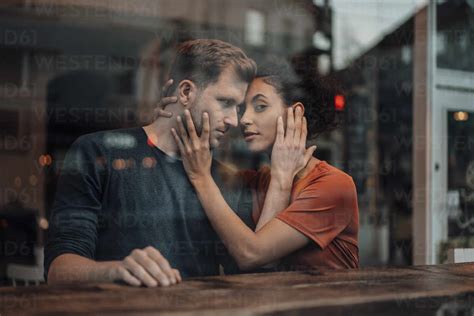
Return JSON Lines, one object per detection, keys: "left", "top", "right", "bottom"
{"left": 0, "top": 29, "right": 37, "bottom": 46}
{"left": 26, "top": 1, "right": 162, "bottom": 18}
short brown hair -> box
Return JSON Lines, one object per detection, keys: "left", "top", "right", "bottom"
{"left": 166, "top": 39, "right": 256, "bottom": 95}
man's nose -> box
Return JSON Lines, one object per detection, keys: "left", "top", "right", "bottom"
{"left": 223, "top": 107, "right": 239, "bottom": 127}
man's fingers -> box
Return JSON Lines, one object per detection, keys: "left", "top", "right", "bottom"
{"left": 116, "top": 266, "right": 142, "bottom": 287}
{"left": 173, "top": 269, "right": 182, "bottom": 283}
{"left": 123, "top": 256, "right": 158, "bottom": 287}
{"left": 201, "top": 112, "right": 210, "bottom": 146}
{"left": 133, "top": 249, "right": 172, "bottom": 287}
{"left": 145, "top": 247, "right": 176, "bottom": 285}
{"left": 184, "top": 109, "right": 199, "bottom": 142}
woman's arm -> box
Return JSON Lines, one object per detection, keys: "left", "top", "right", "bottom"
{"left": 193, "top": 175, "right": 309, "bottom": 270}
{"left": 255, "top": 107, "right": 316, "bottom": 231}
{"left": 171, "top": 109, "right": 314, "bottom": 270}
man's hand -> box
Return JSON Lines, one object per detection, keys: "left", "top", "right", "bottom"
{"left": 113, "top": 246, "right": 182, "bottom": 287}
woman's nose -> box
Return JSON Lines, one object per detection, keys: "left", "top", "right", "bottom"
{"left": 240, "top": 110, "right": 252, "bottom": 126}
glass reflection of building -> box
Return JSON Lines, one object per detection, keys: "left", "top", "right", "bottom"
{"left": 0, "top": 0, "right": 334, "bottom": 282}
{"left": 1, "top": 0, "right": 473, "bottom": 285}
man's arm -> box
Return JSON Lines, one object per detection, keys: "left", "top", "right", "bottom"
{"left": 45, "top": 136, "right": 180, "bottom": 287}
{"left": 47, "top": 254, "right": 121, "bottom": 285}
{"left": 48, "top": 248, "right": 182, "bottom": 287}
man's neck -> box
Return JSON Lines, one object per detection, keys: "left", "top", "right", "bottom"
{"left": 142, "top": 118, "right": 180, "bottom": 158}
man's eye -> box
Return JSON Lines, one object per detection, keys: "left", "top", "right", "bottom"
{"left": 222, "top": 100, "right": 234, "bottom": 107}
{"left": 255, "top": 104, "right": 267, "bottom": 112}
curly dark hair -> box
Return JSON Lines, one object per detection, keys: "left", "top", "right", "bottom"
{"left": 255, "top": 57, "right": 342, "bottom": 139}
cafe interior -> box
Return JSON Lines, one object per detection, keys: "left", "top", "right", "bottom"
{"left": 0, "top": 0, "right": 473, "bottom": 314}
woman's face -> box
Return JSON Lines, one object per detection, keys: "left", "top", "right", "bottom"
{"left": 240, "top": 77, "right": 287, "bottom": 153}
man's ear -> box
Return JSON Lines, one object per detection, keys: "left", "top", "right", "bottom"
{"left": 291, "top": 102, "right": 305, "bottom": 115}
{"left": 177, "top": 80, "right": 198, "bottom": 108}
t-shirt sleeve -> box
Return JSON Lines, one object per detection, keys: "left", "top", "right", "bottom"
{"left": 276, "top": 174, "right": 357, "bottom": 250}
{"left": 44, "top": 136, "right": 105, "bottom": 281}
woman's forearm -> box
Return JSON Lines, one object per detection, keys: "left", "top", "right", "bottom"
{"left": 192, "top": 176, "right": 264, "bottom": 269}
{"left": 255, "top": 177, "right": 293, "bottom": 231}
{"left": 191, "top": 173, "right": 298, "bottom": 270}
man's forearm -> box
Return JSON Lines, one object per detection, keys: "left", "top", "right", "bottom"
{"left": 47, "top": 253, "right": 120, "bottom": 284}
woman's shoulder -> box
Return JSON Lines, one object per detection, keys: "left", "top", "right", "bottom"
{"left": 302, "top": 161, "right": 356, "bottom": 192}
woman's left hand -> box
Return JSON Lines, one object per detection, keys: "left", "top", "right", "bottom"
{"left": 171, "top": 109, "right": 212, "bottom": 184}
{"left": 270, "top": 107, "right": 316, "bottom": 186}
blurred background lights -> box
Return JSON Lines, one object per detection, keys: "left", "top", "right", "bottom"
{"left": 453, "top": 111, "right": 469, "bottom": 121}
{"left": 335, "top": 94, "right": 345, "bottom": 111}
{"left": 38, "top": 218, "right": 49, "bottom": 230}
{"left": 29, "top": 175, "right": 38, "bottom": 186}
{"left": 39, "top": 154, "right": 53, "bottom": 167}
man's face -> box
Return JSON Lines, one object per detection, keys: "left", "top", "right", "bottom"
{"left": 190, "top": 66, "right": 248, "bottom": 148}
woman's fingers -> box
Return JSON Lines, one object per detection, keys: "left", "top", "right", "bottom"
{"left": 276, "top": 116, "right": 284, "bottom": 143}
{"left": 183, "top": 109, "right": 199, "bottom": 143}
{"left": 285, "top": 107, "right": 295, "bottom": 141}
{"left": 201, "top": 112, "right": 210, "bottom": 146}
{"left": 171, "top": 128, "right": 186, "bottom": 155}
{"left": 162, "top": 79, "right": 174, "bottom": 96}
{"left": 300, "top": 117, "right": 308, "bottom": 148}
{"left": 153, "top": 96, "right": 177, "bottom": 119}
{"left": 176, "top": 115, "right": 191, "bottom": 149}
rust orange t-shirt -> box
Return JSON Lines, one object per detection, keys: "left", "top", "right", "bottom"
{"left": 242, "top": 160, "right": 359, "bottom": 270}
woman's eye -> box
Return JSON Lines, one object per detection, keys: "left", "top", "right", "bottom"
{"left": 255, "top": 104, "right": 267, "bottom": 112}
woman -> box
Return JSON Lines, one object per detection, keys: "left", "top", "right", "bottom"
{"left": 167, "top": 59, "right": 359, "bottom": 271}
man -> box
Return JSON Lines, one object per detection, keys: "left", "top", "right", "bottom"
{"left": 45, "top": 39, "right": 257, "bottom": 287}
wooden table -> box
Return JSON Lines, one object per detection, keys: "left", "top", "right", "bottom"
{"left": 1, "top": 263, "right": 473, "bottom": 315}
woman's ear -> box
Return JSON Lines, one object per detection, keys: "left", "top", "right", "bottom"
{"left": 291, "top": 102, "right": 305, "bottom": 115}
{"left": 177, "top": 80, "right": 198, "bottom": 108}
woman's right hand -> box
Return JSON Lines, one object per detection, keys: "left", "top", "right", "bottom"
{"left": 153, "top": 79, "right": 177, "bottom": 120}
{"left": 270, "top": 107, "right": 316, "bottom": 186}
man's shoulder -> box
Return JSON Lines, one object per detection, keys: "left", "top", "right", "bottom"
{"left": 72, "top": 127, "right": 145, "bottom": 152}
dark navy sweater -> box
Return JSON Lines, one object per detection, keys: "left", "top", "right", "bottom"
{"left": 44, "top": 127, "right": 253, "bottom": 281}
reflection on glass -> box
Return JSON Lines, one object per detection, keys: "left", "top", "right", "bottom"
{"left": 436, "top": 0, "right": 474, "bottom": 71}
{"left": 446, "top": 110, "right": 474, "bottom": 255}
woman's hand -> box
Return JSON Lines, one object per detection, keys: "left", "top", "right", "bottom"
{"left": 153, "top": 79, "right": 177, "bottom": 120}
{"left": 171, "top": 109, "right": 212, "bottom": 184}
{"left": 270, "top": 107, "right": 316, "bottom": 187}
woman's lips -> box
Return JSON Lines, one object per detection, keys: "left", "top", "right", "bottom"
{"left": 243, "top": 132, "right": 259, "bottom": 141}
